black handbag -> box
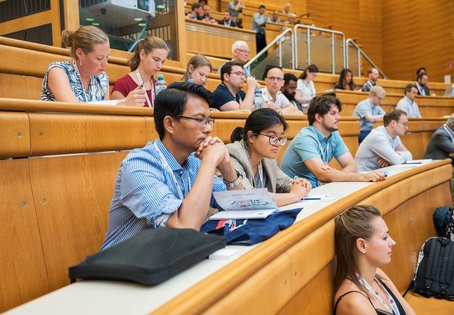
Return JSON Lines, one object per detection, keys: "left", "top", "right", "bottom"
{"left": 69, "top": 227, "right": 225, "bottom": 286}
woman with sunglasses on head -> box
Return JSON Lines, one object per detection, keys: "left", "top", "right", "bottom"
{"left": 227, "top": 108, "right": 311, "bottom": 206}
{"left": 334, "top": 205, "right": 415, "bottom": 315}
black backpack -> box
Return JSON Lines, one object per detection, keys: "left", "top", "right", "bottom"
{"left": 413, "top": 237, "right": 454, "bottom": 300}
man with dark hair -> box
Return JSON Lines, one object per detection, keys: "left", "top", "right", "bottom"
{"left": 102, "top": 82, "right": 243, "bottom": 249}
{"left": 396, "top": 84, "right": 421, "bottom": 118}
{"left": 416, "top": 72, "right": 431, "bottom": 96}
{"left": 281, "top": 95, "right": 385, "bottom": 187}
{"left": 282, "top": 73, "right": 303, "bottom": 111}
{"left": 355, "top": 109, "right": 412, "bottom": 171}
{"left": 218, "top": 10, "right": 237, "bottom": 27}
{"left": 361, "top": 68, "right": 379, "bottom": 92}
{"left": 252, "top": 5, "right": 267, "bottom": 53}
{"left": 212, "top": 61, "right": 258, "bottom": 111}
{"left": 186, "top": 2, "right": 204, "bottom": 20}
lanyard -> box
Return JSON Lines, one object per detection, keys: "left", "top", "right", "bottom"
{"left": 309, "top": 127, "right": 330, "bottom": 163}
{"left": 135, "top": 69, "right": 155, "bottom": 108}
{"left": 153, "top": 142, "right": 191, "bottom": 199}
{"left": 357, "top": 274, "right": 400, "bottom": 315}
{"left": 73, "top": 61, "right": 94, "bottom": 102}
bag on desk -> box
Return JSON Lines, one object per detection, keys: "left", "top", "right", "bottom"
{"left": 412, "top": 237, "right": 454, "bottom": 300}
{"left": 201, "top": 208, "right": 302, "bottom": 245}
{"left": 69, "top": 227, "right": 225, "bottom": 286}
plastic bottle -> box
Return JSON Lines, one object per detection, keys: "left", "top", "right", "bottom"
{"left": 155, "top": 74, "right": 167, "bottom": 95}
{"left": 254, "top": 89, "right": 263, "bottom": 110}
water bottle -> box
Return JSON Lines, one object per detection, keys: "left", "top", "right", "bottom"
{"left": 254, "top": 89, "right": 263, "bottom": 110}
{"left": 155, "top": 74, "right": 166, "bottom": 95}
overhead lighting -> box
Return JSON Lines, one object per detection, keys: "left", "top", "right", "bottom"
{"left": 134, "top": 17, "right": 143, "bottom": 21}
{"left": 138, "top": 23, "right": 146, "bottom": 27}
{"left": 157, "top": 5, "right": 165, "bottom": 9}
{"left": 85, "top": 17, "right": 95, "bottom": 22}
{"left": 92, "top": 22, "right": 100, "bottom": 26}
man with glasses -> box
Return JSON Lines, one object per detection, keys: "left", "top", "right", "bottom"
{"left": 261, "top": 66, "right": 303, "bottom": 115}
{"left": 212, "top": 61, "right": 259, "bottom": 111}
{"left": 353, "top": 85, "right": 386, "bottom": 143}
{"left": 217, "top": 41, "right": 251, "bottom": 77}
{"left": 281, "top": 95, "right": 385, "bottom": 188}
{"left": 102, "top": 82, "right": 243, "bottom": 249}
{"left": 355, "top": 109, "right": 412, "bottom": 171}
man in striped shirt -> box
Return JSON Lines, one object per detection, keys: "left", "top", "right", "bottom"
{"left": 102, "top": 82, "right": 243, "bottom": 249}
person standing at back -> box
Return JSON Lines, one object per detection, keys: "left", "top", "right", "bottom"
{"left": 111, "top": 36, "right": 169, "bottom": 107}
{"left": 41, "top": 26, "right": 110, "bottom": 103}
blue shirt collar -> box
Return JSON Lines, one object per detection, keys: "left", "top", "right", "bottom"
{"left": 154, "top": 138, "right": 186, "bottom": 172}
{"left": 404, "top": 96, "right": 413, "bottom": 105}
{"left": 309, "top": 125, "right": 332, "bottom": 142}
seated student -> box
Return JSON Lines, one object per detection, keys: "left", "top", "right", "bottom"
{"left": 352, "top": 86, "right": 386, "bottom": 143}
{"left": 295, "top": 64, "right": 318, "bottom": 113}
{"left": 186, "top": 2, "right": 204, "bottom": 20}
{"left": 211, "top": 61, "right": 259, "bottom": 111}
{"left": 282, "top": 73, "right": 303, "bottom": 111}
{"left": 102, "top": 82, "right": 243, "bottom": 249}
{"left": 218, "top": 10, "right": 237, "bottom": 27}
{"left": 281, "top": 95, "right": 385, "bottom": 188}
{"left": 201, "top": 4, "right": 217, "bottom": 23}
{"left": 217, "top": 41, "right": 251, "bottom": 77}
{"left": 111, "top": 36, "right": 169, "bottom": 107}
{"left": 227, "top": 108, "right": 311, "bottom": 207}
{"left": 355, "top": 110, "right": 413, "bottom": 172}
{"left": 334, "top": 68, "right": 357, "bottom": 91}
{"left": 181, "top": 54, "right": 212, "bottom": 87}
{"left": 334, "top": 205, "right": 416, "bottom": 315}
{"left": 395, "top": 84, "right": 421, "bottom": 118}
{"left": 267, "top": 11, "right": 282, "bottom": 24}
{"left": 415, "top": 72, "right": 431, "bottom": 96}
{"left": 361, "top": 68, "right": 379, "bottom": 92}
{"left": 261, "top": 66, "right": 304, "bottom": 115}
{"left": 41, "top": 26, "right": 110, "bottom": 102}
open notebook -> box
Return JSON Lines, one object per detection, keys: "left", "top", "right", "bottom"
{"left": 209, "top": 188, "right": 278, "bottom": 220}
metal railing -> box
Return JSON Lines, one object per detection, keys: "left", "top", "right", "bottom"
{"left": 345, "top": 39, "right": 387, "bottom": 79}
{"left": 293, "top": 24, "right": 346, "bottom": 74}
{"left": 244, "top": 25, "right": 387, "bottom": 79}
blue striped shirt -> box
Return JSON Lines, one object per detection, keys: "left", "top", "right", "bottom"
{"left": 102, "top": 139, "right": 226, "bottom": 249}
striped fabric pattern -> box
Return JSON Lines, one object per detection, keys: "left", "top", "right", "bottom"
{"left": 102, "top": 139, "right": 226, "bottom": 249}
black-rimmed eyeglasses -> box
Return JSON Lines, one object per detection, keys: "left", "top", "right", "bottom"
{"left": 259, "top": 133, "right": 287, "bottom": 145}
{"left": 176, "top": 115, "right": 215, "bottom": 127}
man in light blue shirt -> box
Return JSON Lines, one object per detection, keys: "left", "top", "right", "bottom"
{"left": 355, "top": 109, "right": 413, "bottom": 171}
{"left": 102, "top": 82, "right": 243, "bottom": 249}
{"left": 281, "top": 95, "right": 385, "bottom": 188}
{"left": 396, "top": 84, "right": 421, "bottom": 118}
{"left": 353, "top": 85, "right": 386, "bottom": 143}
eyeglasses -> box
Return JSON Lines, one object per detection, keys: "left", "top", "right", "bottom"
{"left": 266, "top": 76, "right": 283, "bottom": 82}
{"left": 235, "top": 49, "right": 250, "bottom": 54}
{"left": 230, "top": 71, "right": 245, "bottom": 77}
{"left": 375, "top": 95, "right": 384, "bottom": 101}
{"left": 259, "top": 133, "right": 287, "bottom": 145}
{"left": 176, "top": 115, "right": 215, "bottom": 127}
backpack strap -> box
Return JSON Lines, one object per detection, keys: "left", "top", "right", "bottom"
{"left": 424, "top": 238, "right": 441, "bottom": 292}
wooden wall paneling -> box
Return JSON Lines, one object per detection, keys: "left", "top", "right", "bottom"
{"left": 0, "top": 111, "right": 30, "bottom": 158}
{"left": 382, "top": 0, "right": 454, "bottom": 82}
{"left": 29, "top": 152, "right": 127, "bottom": 292}
{"left": 0, "top": 159, "right": 49, "bottom": 312}
{"left": 28, "top": 113, "right": 151, "bottom": 156}
{"left": 400, "top": 119, "right": 446, "bottom": 159}
{"left": 0, "top": 73, "right": 42, "bottom": 100}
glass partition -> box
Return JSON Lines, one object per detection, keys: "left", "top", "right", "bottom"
{"left": 79, "top": 0, "right": 179, "bottom": 60}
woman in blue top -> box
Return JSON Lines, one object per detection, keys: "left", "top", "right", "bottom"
{"left": 333, "top": 205, "right": 415, "bottom": 315}
{"left": 41, "top": 26, "right": 110, "bottom": 103}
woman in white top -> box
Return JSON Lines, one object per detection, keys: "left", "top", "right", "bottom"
{"left": 295, "top": 64, "right": 318, "bottom": 113}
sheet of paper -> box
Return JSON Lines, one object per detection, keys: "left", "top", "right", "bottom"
{"left": 213, "top": 188, "right": 276, "bottom": 211}
{"left": 209, "top": 209, "right": 276, "bottom": 220}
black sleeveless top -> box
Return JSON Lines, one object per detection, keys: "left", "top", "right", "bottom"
{"left": 333, "top": 279, "right": 406, "bottom": 315}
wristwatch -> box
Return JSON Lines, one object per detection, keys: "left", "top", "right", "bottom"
{"left": 223, "top": 171, "right": 242, "bottom": 188}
